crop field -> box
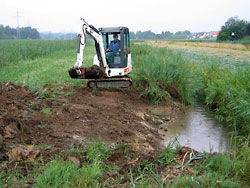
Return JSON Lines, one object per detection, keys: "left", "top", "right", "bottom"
{"left": 147, "top": 40, "right": 250, "bottom": 62}
{"left": 152, "top": 40, "right": 250, "bottom": 50}
{"left": 0, "top": 39, "right": 250, "bottom": 187}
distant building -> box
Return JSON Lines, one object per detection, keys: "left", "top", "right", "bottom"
{"left": 210, "top": 31, "right": 219, "bottom": 38}
{"left": 191, "top": 31, "right": 220, "bottom": 39}
{"left": 192, "top": 32, "right": 210, "bottom": 39}
{"left": 199, "top": 32, "right": 210, "bottom": 39}
{"left": 192, "top": 32, "right": 204, "bottom": 39}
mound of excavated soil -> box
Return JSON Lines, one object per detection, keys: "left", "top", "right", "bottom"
{"left": 0, "top": 82, "right": 183, "bottom": 163}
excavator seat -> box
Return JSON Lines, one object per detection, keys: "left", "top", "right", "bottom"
{"left": 99, "top": 26, "right": 130, "bottom": 69}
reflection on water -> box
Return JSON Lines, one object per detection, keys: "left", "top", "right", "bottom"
{"left": 164, "top": 106, "right": 230, "bottom": 153}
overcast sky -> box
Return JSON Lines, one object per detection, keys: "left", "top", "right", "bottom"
{"left": 1, "top": 0, "right": 249, "bottom": 33}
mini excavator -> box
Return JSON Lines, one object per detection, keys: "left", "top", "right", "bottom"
{"left": 69, "top": 18, "right": 132, "bottom": 88}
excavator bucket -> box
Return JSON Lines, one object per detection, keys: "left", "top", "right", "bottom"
{"left": 68, "top": 65, "right": 105, "bottom": 79}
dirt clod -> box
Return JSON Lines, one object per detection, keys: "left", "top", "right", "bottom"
{"left": 0, "top": 134, "right": 3, "bottom": 144}
{"left": 6, "top": 145, "right": 40, "bottom": 162}
{"left": 69, "top": 156, "right": 81, "bottom": 167}
{"left": 4, "top": 126, "right": 16, "bottom": 139}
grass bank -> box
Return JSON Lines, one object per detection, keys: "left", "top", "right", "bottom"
{"left": 1, "top": 139, "right": 248, "bottom": 188}
{"left": 131, "top": 44, "right": 250, "bottom": 136}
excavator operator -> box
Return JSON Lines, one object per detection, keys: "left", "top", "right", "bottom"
{"left": 106, "top": 34, "right": 120, "bottom": 64}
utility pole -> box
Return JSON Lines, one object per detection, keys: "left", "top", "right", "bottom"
{"left": 16, "top": 9, "right": 22, "bottom": 39}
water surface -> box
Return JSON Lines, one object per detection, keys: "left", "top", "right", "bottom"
{"left": 164, "top": 106, "right": 230, "bottom": 153}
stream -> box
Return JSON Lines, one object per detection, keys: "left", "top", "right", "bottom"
{"left": 163, "top": 105, "right": 230, "bottom": 153}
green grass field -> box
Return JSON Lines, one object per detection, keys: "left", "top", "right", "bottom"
{"left": 0, "top": 40, "right": 95, "bottom": 87}
{"left": 0, "top": 39, "right": 249, "bottom": 187}
{"left": 0, "top": 39, "right": 77, "bottom": 66}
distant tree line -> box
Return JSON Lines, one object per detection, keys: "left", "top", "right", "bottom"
{"left": 129, "top": 30, "right": 192, "bottom": 40}
{"left": 217, "top": 17, "right": 250, "bottom": 41}
{"left": 41, "top": 31, "right": 193, "bottom": 40}
{"left": 41, "top": 30, "right": 193, "bottom": 40}
{"left": 0, "top": 25, "right": 39, "bottom": 39}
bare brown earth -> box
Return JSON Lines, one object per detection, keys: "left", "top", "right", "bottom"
{"left": 0, "top": 82, "right": 184, "bottom": 159}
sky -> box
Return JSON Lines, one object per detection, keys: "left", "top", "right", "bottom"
{"left": 0, "top": 0, "right": 250, "bottom": 33}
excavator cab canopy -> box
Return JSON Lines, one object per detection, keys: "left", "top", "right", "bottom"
{"left": 99, "top": 27, "right": 130, "bottom": 68}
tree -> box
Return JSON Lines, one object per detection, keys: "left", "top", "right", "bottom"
{"left": 0, "top": 25, "right": 39, "bottom": 40}
{"left": 129, "top": 32, "right": 136, "bottom": 39}
{"left": 217, "top": 16, "right": 249, "bottom": 41}
{"left": 135, "top": 30, "right": 156, "bottom": 39}
{"left": 164, "top": 31, "right": 173, "bottom": 39}
{"left": 246, "top": 23, "right": 250, "bottom": 36}
{"left": 174, "top": 30, "right": 192, "bottom": 39}
{"left": 0, "top": 25, "right": 16, "bottom": 39}
{"left": 130, "top": 30, "right": 191, "bottom": 40}
{"left": 0, "top": 25, "right": 7, "bottom": 39}
{"left": 20, "top": 27, "right": 39, "bottom": 39}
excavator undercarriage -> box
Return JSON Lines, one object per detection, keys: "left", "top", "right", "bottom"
{"left": 68, "top": 66, "right": 133, "bottom": 88}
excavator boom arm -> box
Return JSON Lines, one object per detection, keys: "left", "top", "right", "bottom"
{"left": 74, "top": 18, "right": 108, "bottom": 71}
